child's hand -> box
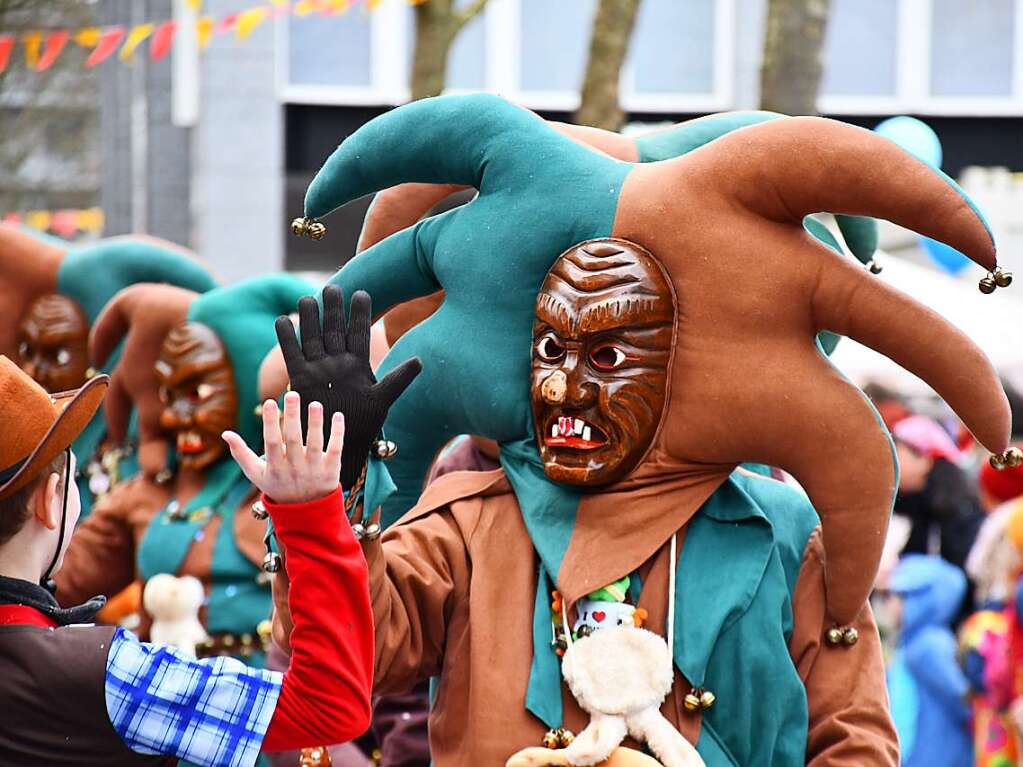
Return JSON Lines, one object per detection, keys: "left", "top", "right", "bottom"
{"left": 223, "top": 390, "right": 344, "bottom": 504}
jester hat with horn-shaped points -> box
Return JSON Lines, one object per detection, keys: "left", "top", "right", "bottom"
{"left": 301, "top": 94, "right": 1009, "bottom": 626}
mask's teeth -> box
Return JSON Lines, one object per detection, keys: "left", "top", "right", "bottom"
{"left": 582, "top": 426, "right": 592, "bottom": 442}
{"left": 558, "top": 416, "right": 573, "bottom": 436}
{"left": 551, "top": 423, "right": 558, "bottom": 438}
{"left": 574, "top": 418, "right": 584, "bottom": 435}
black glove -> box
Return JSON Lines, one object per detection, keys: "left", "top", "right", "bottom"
{"left": 275, "top": 285, "right": 422, "bottom": 491}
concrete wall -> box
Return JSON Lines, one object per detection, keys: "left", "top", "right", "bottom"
{"left": 192, "top": 0, "right": 284, "bottom": 282}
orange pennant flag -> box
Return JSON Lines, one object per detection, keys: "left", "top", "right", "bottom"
{"left": 150, "top": 20, "right": 176, "bottom": 60}
{"left": 74, "top": 27, "right": 103, "bottom": 48}
{"left": 196, "top": 16, "right": 215, "bottom": 49}
{"left": 37, "top": 30, "right": 70, "bottom": 71}
{"left": 235, "top": 7, "right": 269, "bottom": 39}
{"left": 22, "top": 32, "right": 41, "bottom": 70}
{"left": 24, "top": 210, "right": 52, "bottom": 232}
{"left": 0, "top": 36, "right": 13, "bottom": 73}
{"left": 119, "top": 23, "right": 154, "bottom": 61}
{"left": 85, "top": 27, "right": 125, "bottom": 67}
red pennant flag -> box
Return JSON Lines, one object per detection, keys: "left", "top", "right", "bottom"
{"left": 85, "top": 26, "right": 125, "bottom": 67}
{"left": 0, "top": 36, "right": 13, "bottom": 73}
{"left": 216, "top": 13, "right": 239, "bottom": 34}
{"left": 1, "top": 212, "right": 21, "bottom": 226}
{"left": 37, "top": 30, "right": 70, "bottom": 71}
{"left": 51, "top": 210, "right": 79, "bottom": 238}
{"left": 150, "top": 20, "right": 176, "bottom": 60}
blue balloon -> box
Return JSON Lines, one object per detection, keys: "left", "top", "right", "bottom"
{"left": 920, "top": 236, "right": 971, "bottom": 275}
{"left": 875, "top": 116, "right": 943, "bottom": 168}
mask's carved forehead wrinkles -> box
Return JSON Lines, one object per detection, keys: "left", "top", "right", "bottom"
{"left": 539, "top": 240, "right": 675, "bottom": 336}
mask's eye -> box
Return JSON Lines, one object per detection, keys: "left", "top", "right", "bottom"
{"left": 535, "top": 333, "right": 566, "bottom": 363}
{"left": 589, "top": 345, "right": 628, "bottom": 370}
{"left": 55, "top": 349, "right": 71, "bottom": 366}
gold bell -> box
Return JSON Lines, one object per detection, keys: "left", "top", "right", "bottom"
{"left": 256, "top": 619, "right": 273, "bottom": 642}
{"left": 291, "top": 216, "right": 327, "bottom": 240}
{"left": 683, "top": 691, "right": 701, "bottom": 712}
{"left": 994, "top": 267, "right": 1013, "bottom": 288}
{"left": 991, "top": 447, "right": 1023, "bottom": 470}
{"left": 699, "top": 690, "right": 716, "bottom": 709}
{"left": 979, "top": 275, "right": 997, "bottom": 294}
{"left": 866, "top": 259, "right": 883, "bottom": 275}
{"left": 825, "top": 627, "right": 844, "bottom": 646}
{"left": 262, "top": 552, "right": 282, "bottom": 573}
{"left": 557, "top": 729, "right": 575, "bottom": 747}
{"left": 842, "top": 627, "right": 859, "bottom": 646}
{"left": 542, "top": 729, "right": 561, "bottom": 749}
{"left": 250, "top": 500, "right": 269, "bottom": 520}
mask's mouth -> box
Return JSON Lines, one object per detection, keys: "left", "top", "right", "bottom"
{"left": 545, "top": 413, "right": 609, "bottom": 450}
{"left": 176, "top": 430, "right": 208, "bottom": 455}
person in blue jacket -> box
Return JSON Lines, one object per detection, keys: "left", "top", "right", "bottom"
{"left": 888, "top": 553, "right": 973, "bottom": 767}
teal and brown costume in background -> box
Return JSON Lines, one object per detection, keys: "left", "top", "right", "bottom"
{"left": 0, "top": 225, "right": 217, "bottom": 517}
{"left": 285, "top": 94, "right": 1014, "bottom": 765}
{"left": 55, "top": 275, "right": 313, "bottom": 668}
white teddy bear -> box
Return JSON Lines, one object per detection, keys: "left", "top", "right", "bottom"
{"left": 142, "top": 573, "right": 208, "bottom": 657}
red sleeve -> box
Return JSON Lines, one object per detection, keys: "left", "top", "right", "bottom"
{"left": 261, "top": 486, "right": 374, "bottom": 751}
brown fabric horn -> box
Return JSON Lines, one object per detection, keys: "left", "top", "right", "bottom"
{"left": 0, "top": 224, "right": 68, "bottom": 359}
{"left": 611, "top": 116, "right": 1009, "bottom": 623}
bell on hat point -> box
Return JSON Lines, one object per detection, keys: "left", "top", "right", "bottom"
{"left": 558, "top": 729, "right": 575, "bottom": 747}
{"left": 825, "top": 627, "right": 844, "bottom": 645}
{"left": 262, "top": 552, "right": 282, "bottom": 573}
{"left": 699, "top": 690, "right": 716, "bottom": 709}
{"left": 992, "top": 446, "right": 1023, "bottom": 470}
{"left": 842, "top": 627, "right": 859, "bottom": 646}
{"left": 866, "top": 259, "right": 883, "bottom": 275}
{"left": 542, "top": 730, "right": 560, "bottom": 749}
{"left": 979, "top": 275, "right": 997, "bottom": 294}
{"left": 994, "top": 267, "right": 1013, "bottom": 288}
{"left": 291, "top": 216, "right": 327, "bottom": 240}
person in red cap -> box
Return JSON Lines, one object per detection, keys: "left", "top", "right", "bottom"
{"left": 0, "top": 353, "right": 375, "bottom": 766}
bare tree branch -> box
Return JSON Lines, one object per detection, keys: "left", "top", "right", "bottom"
{"left": 575, "top": 0, "right": 642, "bottom": 131}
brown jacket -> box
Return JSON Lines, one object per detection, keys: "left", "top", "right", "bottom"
{"left": 57, "top": 473, "right": 266, "bottom": 635}
{"left": 274, "top": 469, "right": 898, "bottom": 766}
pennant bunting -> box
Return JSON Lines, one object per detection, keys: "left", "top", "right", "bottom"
{"left": 24, "top": 210, "right": 52, "bottom": 231}
{"left": 50, "top": 209, "right": 80, "bottom": 238}
{"left": 235, "top": 7, "right": 269, "bottom": 39}
{"left": 186, "top": 0, "right": 204, "bottom": 11}
{"left": 74, "top": 27, "right": 103, "bottom": 48}
{"left": 85, "top": 27, "right": 125, "bottom": 67}
{"left": 22, "top": 32, "right": 41, "bottom": 70}
{"left": 76, "top": 208, "right": 105, "bottom": 233}
{"left": 293, "top": 1, "right": 318, "bottom": 16}
{"left": 150, "top": 20, "right": 177, "bottom": 60}
{"left": 36, "top": 30, "right": 70, "bottom": 72}
{"left": 196, "top": 17, "right": 216, "bottom": 49}
{"left": 0, "top": 36, "right": 13, "bottom": 74}
{"left": 119, "top": 23, "right": 155, "bottom": 61}
{"left": 216, "top": 13, "right": 240, "bottom": 34}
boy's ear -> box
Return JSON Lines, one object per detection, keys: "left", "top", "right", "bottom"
{"left": 33, "top": 473, "right": 62, "bottom": 531}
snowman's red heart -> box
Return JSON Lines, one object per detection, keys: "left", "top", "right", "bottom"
{"left": 593, "top": 611, "right": 606, "bottom": 623}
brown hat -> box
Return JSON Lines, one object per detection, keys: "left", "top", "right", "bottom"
{"left": 0, "top": 356, "right": 108, "bottom": 500}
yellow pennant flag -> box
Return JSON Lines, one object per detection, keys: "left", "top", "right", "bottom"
{"left": 24, "top": 210, "right": 51, "bottom": 232}
{"left": 236, "top": 6, "right": 269, "bottom": 39}
{"left": 293, "top": 0, "right": 317, "bottom": 16}
{"left": 366, "top": 0, "right": 382, "bottom": 9}
{"left": 196, "top": 16, "right": 215, "bottom": 49}
{"left": 76, "top": 208, "right": 105, "bottom": 234}
{"left": 186, "top": 0, "right": 204, "bottom": 10}
{"left": 22, "top": 32, "right": 41, "bottom": 69}
{"left": 74, "top": 27, "right": 102, "bottom": 47}
{"left": 119, "top": 23, "right": 154, "bottom": 61}
{"left": 326, "top": 0, "right": 352, "bottom": 13}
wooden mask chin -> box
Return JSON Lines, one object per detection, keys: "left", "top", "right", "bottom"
{"left": 531, "top": 238, "right": 675, "bottom": 487}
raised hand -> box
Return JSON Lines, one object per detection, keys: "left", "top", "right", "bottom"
{"left": 275, "top": 285, "right": 421, "bottom": 490}
{"left": 223, "top": 391, "right": 344, "bottom": 504}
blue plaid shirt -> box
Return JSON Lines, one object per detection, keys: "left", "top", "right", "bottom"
{"left": 105, "top": 628, "right": 283, "bottom": 767}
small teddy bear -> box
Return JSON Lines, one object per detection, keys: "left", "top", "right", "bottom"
{"left": 142, "top": 573, "right": 208, "bottom": 657}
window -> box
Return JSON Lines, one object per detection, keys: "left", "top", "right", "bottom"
{"left": 931, "top": 0, "right": 1014, "bottom": 96}
{"left": 821, "top": 0, "right": 898, "bottom": 96}
{"left": 287, "top": 10, "right": 372, "bottom": 88}
{"left": 630, "top": 0, "right": 716, "bottom": 95}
